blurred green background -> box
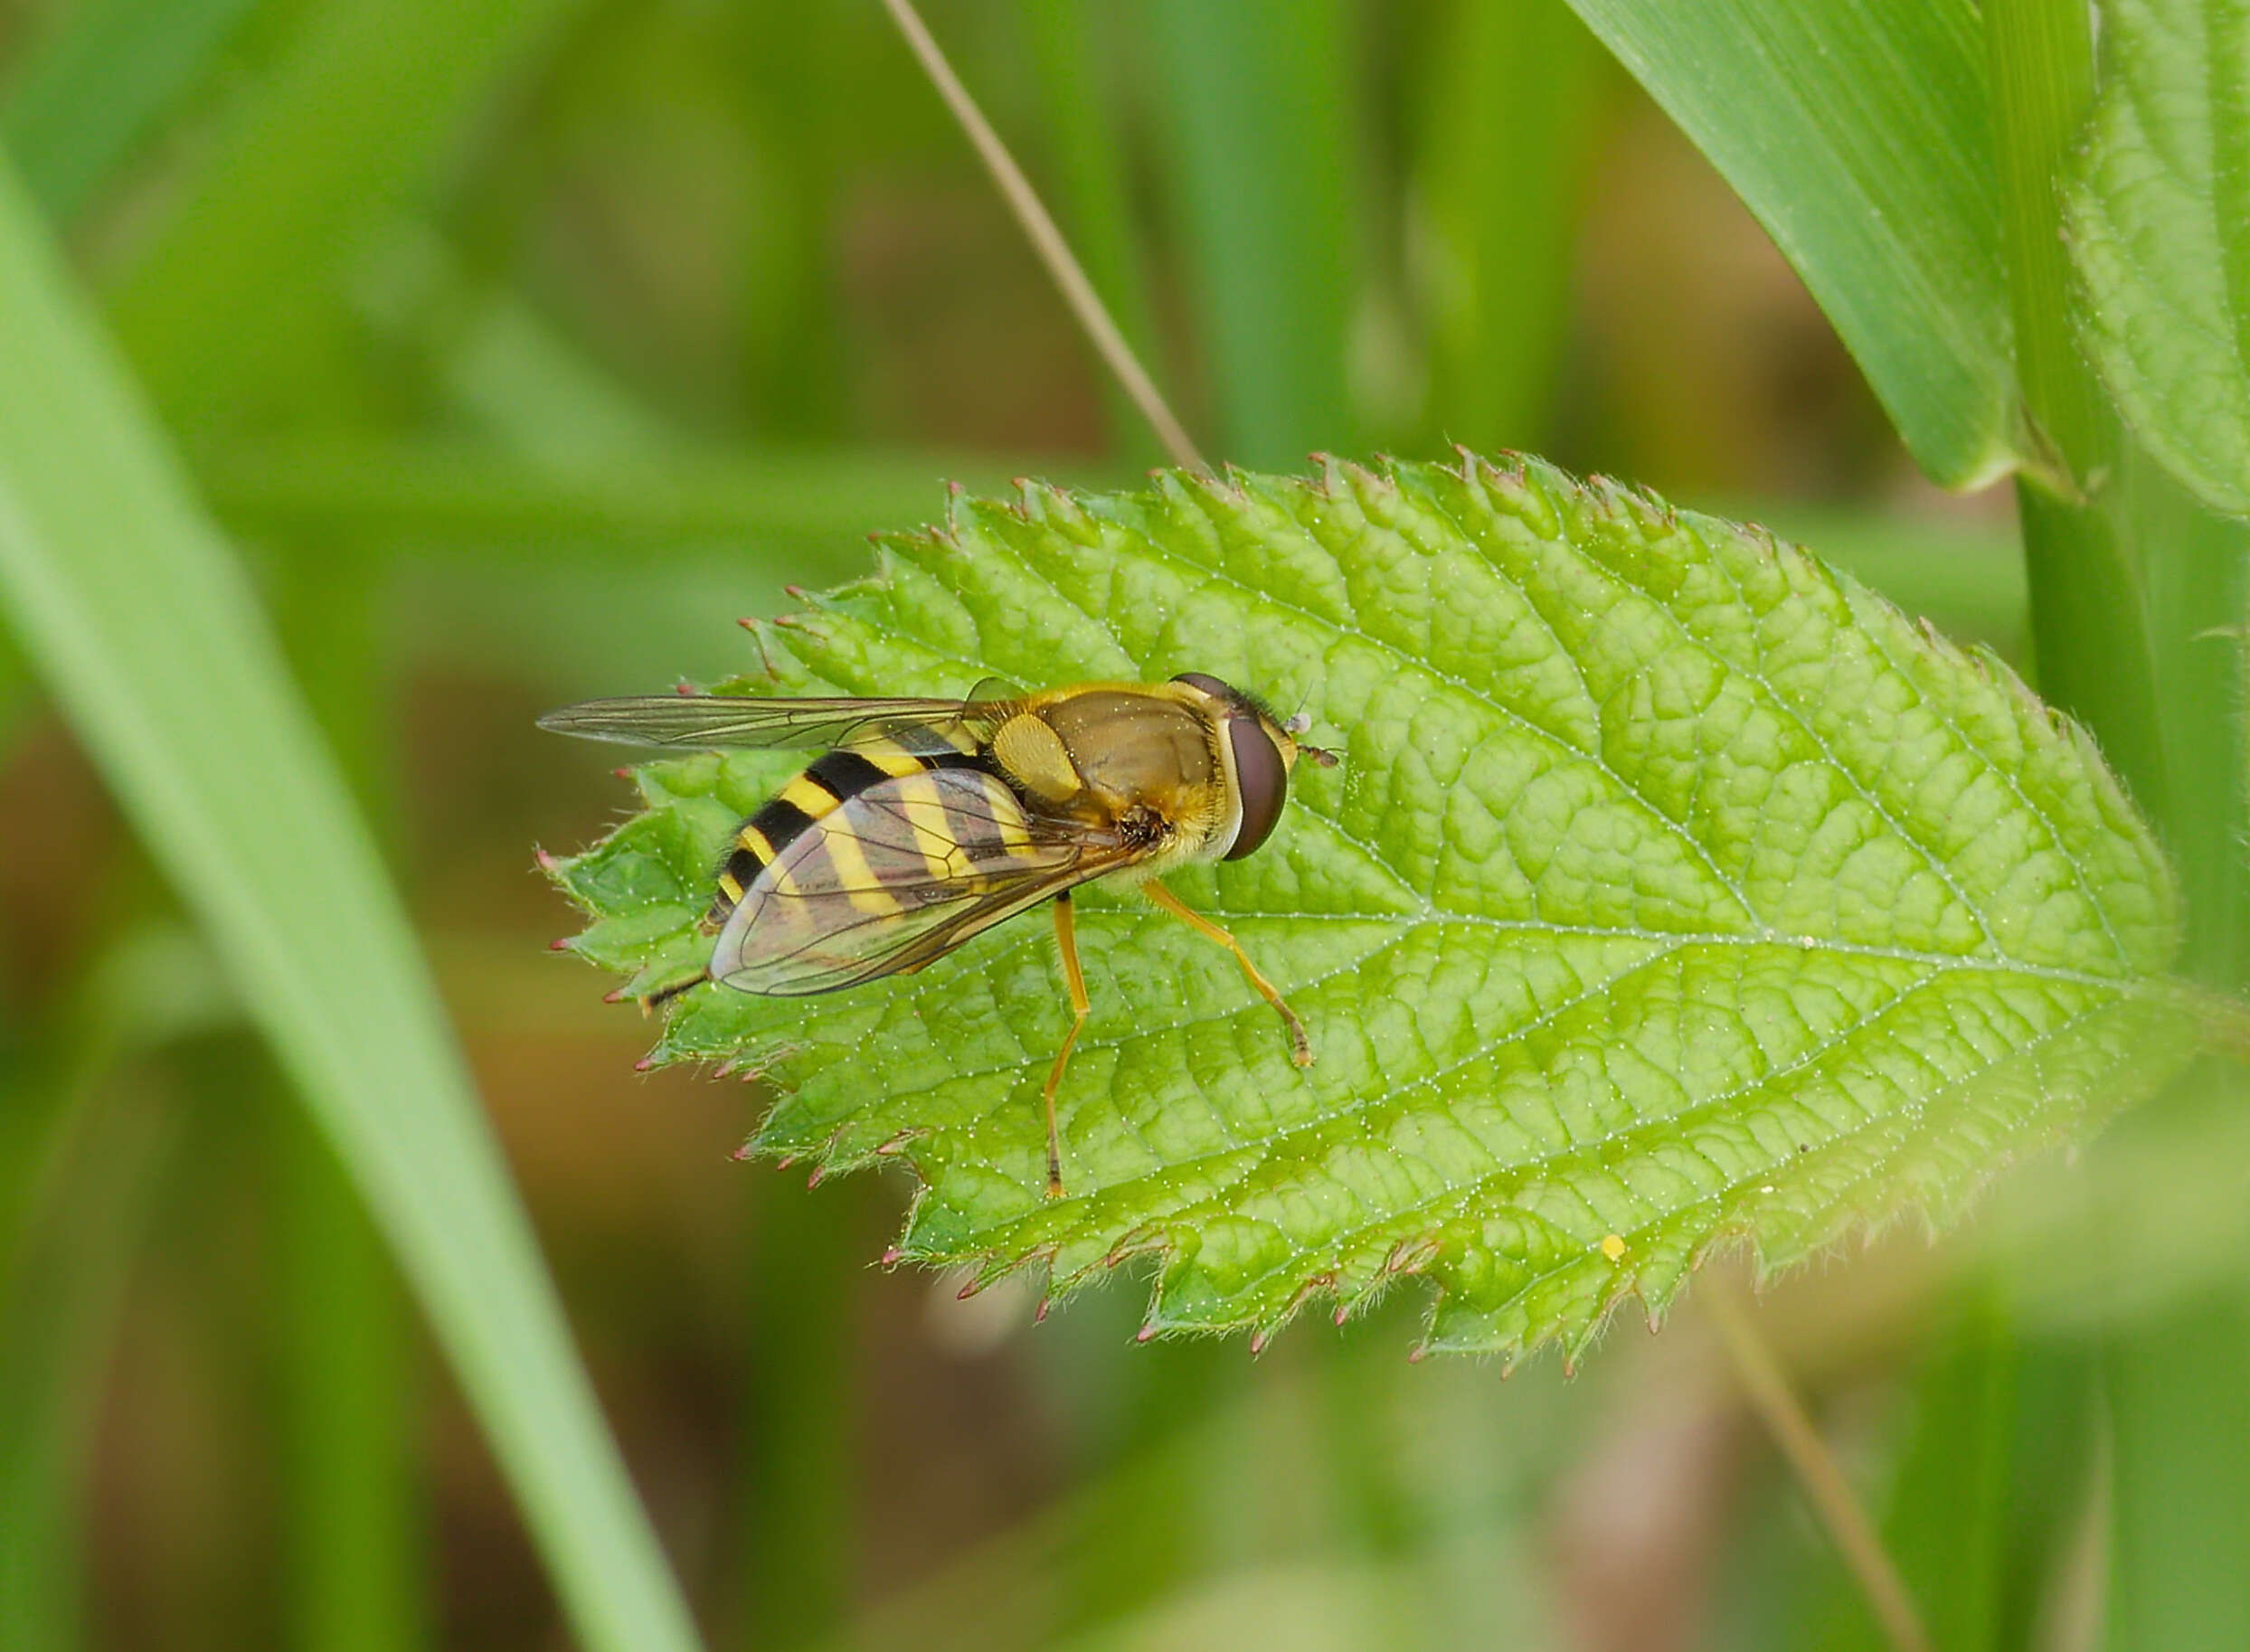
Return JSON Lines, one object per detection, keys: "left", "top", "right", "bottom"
{"left": 0, "top": 1, "right": 2059, "bottom": 1648}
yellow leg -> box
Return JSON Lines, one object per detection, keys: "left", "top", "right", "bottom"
{"left": 1042, "top": 892, "right": 1092, "bottom": 1198}
{"left": 1140, "top": 883, "right": 1312, "bottom": 1067}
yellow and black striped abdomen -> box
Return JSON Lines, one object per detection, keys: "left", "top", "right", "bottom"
{"left": 703, "top": 727, "right": 984, "bottom": 928}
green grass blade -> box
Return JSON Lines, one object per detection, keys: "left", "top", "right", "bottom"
{"left": 1800, "top": 1292, "right": 2017, "bottom": 1652}
{"left": 1018, "top": 0, "right": 1168, "bottom": 466}
{"left": 0, "top": 920, "right": 232, "bottom": 1652}
{"left": 2104, "top": 1179, "right": 2250, "bottom": 1652}
{"left": 0, "top": 0, "right": 257, "bottom": 223}
{"left": 1564, "top": 0, "right": 2019, "bottom": 488}
{"left": 1146, "top": 0, "right": 1358, "bottom": 467}
{"left": 1413, "top": 0, "right": 1603, "bottom": 450}
{"left": 273, "top": 1096, "right": 424, "bottom": 1652}
{"left": 0, "top": 157, "right": 702, "bottom": 1652}
{"left": 733, "top": 1184, "right": 863, "bottom": 1650}
{"left": 104, "top": 0, "right": 586, "bottom": 427}
{"left": 265, "top": 542, "right": 421, "bottom": 1652}
{"left": 0, "top": 1081, "right": 175, "bottom": 1652}
{"left": 203, "top": 437, "right": 1017, "bottom": 549}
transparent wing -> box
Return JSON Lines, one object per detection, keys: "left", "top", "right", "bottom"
{"left": 536, "top": 693, "right": 1008, "bottom": 752}
{"left": 711, "top": 768, "right": 1140, "bottom": 996}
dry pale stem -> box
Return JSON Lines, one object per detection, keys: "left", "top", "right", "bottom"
{"left": 1706, "top": 1284, "right": 1933, "bottom": 1652}
{"left": 879, "top": 0, "right": 1208, "bottom": 475}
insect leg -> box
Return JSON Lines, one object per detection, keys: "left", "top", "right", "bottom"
{"left": 639, "top": 967, "right": 711, "bottom": 1015}
{"left": 1041, "top": 892, "right": 1092, "bottom": 1199}
{"left": 1140, "top": 883, "right": 1311, "bottom": 1067}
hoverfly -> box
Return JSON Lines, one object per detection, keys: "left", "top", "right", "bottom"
{"left": 541, "top": 675, "right": 1337, "bottom": 1195}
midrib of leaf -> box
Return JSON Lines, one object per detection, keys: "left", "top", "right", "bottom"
{"left": 551, "top": 456, "right": 2183, "bottom": 1364}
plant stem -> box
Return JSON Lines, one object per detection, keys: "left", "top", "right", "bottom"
{"left": 879, "top": 0, "right": 1209, "bottom": 475}
{"left": 1985, "top": 0, "right": 2166, "bottom": 817}
{"left": 1706, "top": 1286, "right": 1933, "bottom": 1652}
{"left": 1988, "top": 10, "right": 2250, "bottom": 1652}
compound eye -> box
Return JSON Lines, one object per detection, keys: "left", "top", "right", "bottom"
{"left": 1170, "top": 671, "right": 1236, "bottom": 701}
{"left": 1224, "top": 717, "right": 1288, "bottom": 860}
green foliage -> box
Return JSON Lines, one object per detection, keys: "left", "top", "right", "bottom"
{"left": 1147, "top": 0, "right": 1358, "bottom": 467}
{"left": 2064, "top": 0, "right": 2250, "bottom": 519}
{"left": 0, "top": 0, "right": 256, "bottom": 222}
{"left": 548, "top": 455, "right": 2187, "bottom": 1361}
{"left": 105, "top": 0, "right": 586, "bottom": 427}
{"left": 1565, "top": 0, "right": 2019, "bottom": 488}
{"left": 1415, "top": 0, "right": 1602, "bottom": 452}
{"left": 0, "top": 158, "right": 700, "bottom": 1652}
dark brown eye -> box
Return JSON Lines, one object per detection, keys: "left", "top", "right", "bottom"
{"left": 1170, "top": 671, "right": 1235, "bottom": 701}
{"left": 1224, "top": 717, "right": 1288, "bottom": 860}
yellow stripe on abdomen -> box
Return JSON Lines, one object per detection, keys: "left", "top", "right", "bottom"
{"left": 779, "top": 774, "right": 842, "bottom": 819}
{"left": 893, "top": 772, "right": 966, "bottom": 882}
{"left": 803, "top": 824, "right": 904, "bottom": 915}
{"left": 857, "top": 736, "right": 935, "bottom": 779}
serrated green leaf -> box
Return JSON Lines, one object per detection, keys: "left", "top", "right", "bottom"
{"left": 547, "top": 456, "right": 2188, "bottom": 1363}
{"left": 2064, "top": 0, "right": 2250, "bottom": 517}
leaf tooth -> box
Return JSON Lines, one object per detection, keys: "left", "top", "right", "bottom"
{"left": 1383, "top": 1232, "right": 1442, "bottom": 1277}
{"left": 1026, "top": 480, "right": 1098, "bottom": 543}
{"left": 1476, "top": 453, "right": 1561, "bottom": 538}
{"left": 1333, "top": 456, "right": 1392, "bottom": 500}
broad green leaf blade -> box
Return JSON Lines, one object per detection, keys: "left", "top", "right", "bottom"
{"left": 1564, "top": 0, "right": 2020, "bottom": 489}
{"left": 2064, "top": 0, "right": 2250, "bottom": 517}
{"left": 549, "top": 456, "right": 2185, "bottom": 1363}
{"left": 0, "top": 161, "right": 702, "bottom": 1652}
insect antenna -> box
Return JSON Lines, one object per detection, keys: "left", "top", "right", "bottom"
{"left": 1281, "top": 702, "right": 1338, "bottom": 767}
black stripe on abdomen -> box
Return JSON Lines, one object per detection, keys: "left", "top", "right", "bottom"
{"left": 747, "top": 795, "right": 818, "bottom": 856}
{"left": 703, "top": 795, "right": 816, "bottom": 926}
{"left": 806, "top": 749, "right": 892, "bottom": 800}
